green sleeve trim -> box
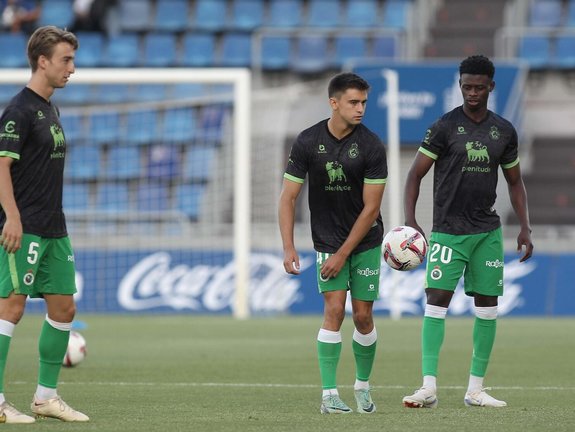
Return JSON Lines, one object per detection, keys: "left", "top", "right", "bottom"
{"left": 283, "top": 173, "right": 305, "bottom": 184}
{"left": 364, "top": 178, "right": 387, "bottom": 184}
{"left": 418, "top": 147, "right": 438, "bottom": 160}
{"left": 0, "top": 151, "right": 20, "bottom": 160}
{"left": 501, "top": 158, "right": 519, "bottom": 169}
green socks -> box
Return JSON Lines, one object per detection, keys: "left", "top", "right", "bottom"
{"left": 422, "top": 316, "right": 445, "bottom": 377}
{"left": 38, "top": 320, "right": 70, "bottom": 389}
{"left": 0, "top": 334, "right": 11, "bottom": 393}
{"left": 470, "top": 317, "right": 497, "bottom": 377}
{"left": 352, "top": 328, "right": 377, "bottom": 382}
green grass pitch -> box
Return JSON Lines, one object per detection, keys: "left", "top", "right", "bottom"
{"left": 3, "top": 315, "right": 574, "bottom": 431}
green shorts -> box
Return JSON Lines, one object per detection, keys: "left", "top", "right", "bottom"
{"left": 316, "top": 245, "right": 381, "bottom": 301}
{"left": 0, "top": 234, "right": 77, "bottom": 298}
{"left": 425, "top": 227, "right": 504, "bottom": 297}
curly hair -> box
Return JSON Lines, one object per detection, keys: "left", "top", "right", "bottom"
{"left": 459, "top": 55, "right": 495, "bottom": 79}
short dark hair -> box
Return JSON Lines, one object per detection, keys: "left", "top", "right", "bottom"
{"left": 459, "top": 55, "right": 495, "bottom": 79}
{"left": 328, "top": 73, "right": 370, "bottom": 98}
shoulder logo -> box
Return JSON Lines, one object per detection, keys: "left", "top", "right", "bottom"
{"left": 4, "top": 120, "right": 15, "bottom": 133}
{"left": 489, "top": 126, "right": 500, "bottom": 140}
{"left": 348, "top": 142, "right": 359, "bottom": 159}
{"left": 423, "top": 129, "right": 431, "bottom": 144}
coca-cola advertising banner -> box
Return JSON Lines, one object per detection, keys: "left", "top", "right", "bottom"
{"left": 24, "top": 251, "right": 574, "bottom": 315}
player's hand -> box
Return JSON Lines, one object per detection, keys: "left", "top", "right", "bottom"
{"left": 0, "top": 219, "right": 23, "bottom": 254}
{"left": 283, "top": 248, "right": 300, "bottom": 275}
{"left": 320, "top": 252, "right": 346, "bottom": 280}
{"left": 517, "top": 227, "right": 533, "bottom": 262}
{"left": 405, "top": 221, "right": 427, "bottom": 242}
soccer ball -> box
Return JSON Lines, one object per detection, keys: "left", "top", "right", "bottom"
{"left": 62, "top": 331, "right": 87, "bottom": 367}
{"left": 383, "top": 226, "right": 428, "bottom": 271}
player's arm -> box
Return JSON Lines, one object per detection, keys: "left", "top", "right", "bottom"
{"left": 404, "top": 151, "right": 434, "bottom": 237}
{"left": 0, "top": 156, "right": 22, "bottom": 253}
{"left": 503, "top": 163, "right": 533, "bottom": 262}
{"left": 321, "top": 182, "right": 386, "bottom": 279}
{"left": 278, "top": 177, "right": 304, "bottom": 274}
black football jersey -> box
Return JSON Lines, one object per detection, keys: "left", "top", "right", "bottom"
{"left": 284, "top": 119, "right": 388, "bottom": 254}
{"left": 0, "top": 88, "right": 68, "bottom": 237}
{"left": 420, "top": 106, "right": 519, "bottom": 235}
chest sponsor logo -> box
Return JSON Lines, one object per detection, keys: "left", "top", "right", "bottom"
{"left": 50, "top": 124, "right": 66, "bottom": 159}
{"left": 325, "top": 161, "right": 351, "bottom": 191}
{"left": 462, "top": 141, "right": 491, "bottom": 173}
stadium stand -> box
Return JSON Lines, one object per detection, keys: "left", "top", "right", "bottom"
{"left": 179, "top": 33, "right": 217, "bottom": 67}
{"left": 118, "top": 0, "right": 152, "bottom": 32}
{"left": 193, "top": 0, "right": 228, "bottom": 32}
{"left": 343, "top": 0, "right": 380, "bottom": 28}
{"left": 142, "top": 33, "right": 178, "bottom": 67}
{"left": 153, "top": 0, "right": 190, "bottom": 32}
{"left": 73, "top": 32, "right": 105, "bottom": 67}
{"left": 267, "top": 0, "right": 304, "bottom": 28}
{"left": 230, "top": 0, "right": 265, "bottom": 31}
{"left": 0, "top": 33, "right": 28, "bottom": 68}
{"left": 38, "top": 0, "right": 74, "bottom": 28}
{"left": 306, "top": 0, "right": 342, "bottom": 28}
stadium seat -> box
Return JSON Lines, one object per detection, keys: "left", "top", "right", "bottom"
{"left": 132, "top": 84, "right": 169, "bottom": 102}
{"left": 383, "top": 0, "right": 411, "bottom": 29}
{"left": 104, "top": 34, "right": 140, "bottom": 67}
{"left": 153, "top": 0, "right": 190, "bottom": 32}
{"left": 0, "top": 85, "right": 20, "bottom": 105}
{"left": 39, "top": 0, "right": 74, "bottom": 28}
{"left": 92, "top": 84, "right": 132, "bottom": 104}
{"left": 183, "top": 145, "right": 217, "bottom": 182}
{"left": 179, "top": 33, "right": 217, "bottom": 67}
{"left": 73, "top": 32, "right": 104, "bottom": 67}
{"left": 268, "top": 0, "right": 303, "bottom": 28}
{"left": 161, "top": 107, "right": 196, "bottom": 143}
{"left": 230, "top": 0, "right": 265, "bottom": 31}
{"left": 567, "top": 0, "right": 575, "bottom": 26}
{"left": 63, "top": 183, "right": 91, "bottom": 211}
{"left": 291, "top": 36, "right": 330, "bottom": 74}
{"left": 137, "top": 182, "right": 170, "bottom": 212}
{"left": 146, "top": 145, "right": 180, "bottom": 180}
{"left": 518, "top": 35, "right": 552, "bottom": 68}
{"left": 0, "top": 34, "right": 28, "bottom": 68}
{"left": 306, "top": 0, "right": 341, "bottom": 28}
{"left": 119, "top": 0, "right": 152, "bottom": 32}
{"left": 197, "top": 105, "right": 229, "bottom": 143}
{"left": 170, "top": 83, "right": 205, "bottom": 99}
{"left": 95, "top": 183, "right": 131, "bottom": 212}
{"left": 218, "top": 33, "right": 252, "bottom": 67}
{"left": 104, "top": 146, "right": 142, "bottom": 179}
{"left": 60, "top": 114, "right": 86, "bottom": 143}
{"left": 142, "top": 33, "right": 178, "bottom": 67}
{"left": 66, "top": 145, "right": 101, "bottom": 180}
{"left": 529, "top": 0, "right": 562, "bottom": 27}
{"left": 372, "top": 35, "right": 398, "bottom": 59}
{"left": 55, "top": 84, "right": 92, "bottom": 106}
{"left": 260, "top": 35, "right": 292, "bottom": 71}
{"left": 555, "top": 35, "right": 575, "bottom": 68}
{"left": 89, "top": 111, "right": 121, "bottom": 145}
{"left": 174, "top": 184, "right": 206, "bottom": 220}
{"left": 124, "top": 110, "right": 160, "bottom": 146}
{"left": 333, "top": 35, "right": 368, "bottom": 68}
{"left": 343, "top": 0, "right": 379, "bottom": 27}
{"left": 192, "top": 0, "right": 228, "bottom": 32}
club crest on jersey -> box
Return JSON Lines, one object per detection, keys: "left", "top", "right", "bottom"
{"left": 489, "top": 126, "right": 500, "bottom": 140}
{"left": 348, "top": 143, "right": 359, "bottom": 158}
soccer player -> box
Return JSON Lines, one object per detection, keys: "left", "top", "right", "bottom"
{"left": 0, "top": 26, "right": 89, "bottom": 422}
{"left": 401, "top": 55, "right": 534, "bottom": 409}
{"left": 278, "top": 73, "right": 387, "bottom": 414}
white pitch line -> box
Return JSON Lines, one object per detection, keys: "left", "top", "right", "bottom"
{"left": 9, "top": 381, "right": 575, "bottom": 391}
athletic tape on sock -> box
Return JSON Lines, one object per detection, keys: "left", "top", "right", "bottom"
{"left": 317, "top": 328, "right": 342, "bottom": 344}
{"left": 45, "top": 314, "right": 72, "bottom": 332}
{"left": 424, "top": 304, "right": 448, "bottom": 319}
{"left": 474, "top": 306, "right": 498, "bottom": 320}
{"left": 353, "top": 327, "right": 377, "bottom": 346}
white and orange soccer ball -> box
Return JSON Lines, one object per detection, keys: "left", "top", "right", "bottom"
{"left": 62, "top": 331, "right": 87, "bottom": 367}
{"left": 383, "top": 226, "right": 428, "bottom": 271}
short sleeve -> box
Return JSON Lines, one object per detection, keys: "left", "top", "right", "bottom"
{"left": 0, "top": 106, "right": 30, "bottom": 159}
{"left": 283, "top": 133, "right": 308, "bottom": 183}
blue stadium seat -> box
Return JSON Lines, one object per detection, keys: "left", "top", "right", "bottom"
{"left": 74, "top": 32, "right": 104, "bottom": 67}
{"left": 60, "top": 114, "right": 86, "bottom": 143}
{"left": 307, "top": 0, "right": 341, "bottom": 28}
{"left": 268, "top": 0, "right": 303, "bottom": 27}
{"left": 66, "top": 145, "right": 101, "bottom": 180}
{"left": 383, "top": 0, "right": 410, "bottom": 29}
{"left": 183, "top": 145, "right": 217, "bottom": 182}
{"left": 518, "top": 35, "right": 552, "bottom": 68}
{"left": 93, "top": 84, "right": 132, "bottom": 104}
{"left": 230, "top": 0, "right": 264, "bottom": 31}
{"left": 333, "top": 35, "right": 368, "bottom": 68}
{"left": 170, "top": 83, "right": 205, "bottom": 99}
{"left": 179, "top": 33, "right": 216, "bottom": 67}
{"left": 343, "top": 0, "right": 379, "bottom": 27}
{"left": 174, "top": 184, "right": 206, "bottom": 220}
{"left": 0, "top": 85, "right": 20, "bottom": 105}
{"left": 89, "top": 111, "right": 121, "bottom": 145}
{"left": 291, "top": 36, "right": 330, "bottom": 73}
{"left": 0, "top": 34, "right": 28, "bottom": 68}
{"left": 104, "top": 34, "right": 140, "bottom": 67}
{"left": 260, "top": 35, "right": 292, "bottom": 70}
{"left": 142, "top": 33, "right": 178, "bottom": 67}
{"left": 218, "top": 33, "right": 252, "bottom": 67}
{"left": 153, "top": 0, "right": 190, "bottom": 32}
{"left": 146, "top": 145, "right": 180, "bottom": 179}
{"left": 567, "top": 0, "right": 575, "bottom": 26}
{"left": 124, "top": 110, "right": 160, "bottom": 146}
{"left": 119, "top": 0, "right": 152, "bottom": 32}
{"left": 105, "top": 147, "right": 142, "bottom": 179}
{"left": 39, "top": 0, "right": 74, "bottom": 28}
{"left": 137, "top": 182, "right": 170, "bottom": 212}
{"left": 95, "top": 183, "right": 131, "bottom": 212}
{"left": 555, "top": 35, "right": 575, "bottom": 68}
{"left": 193, "top": 0, "right": 227, "bottom": 32}
{"left": 63, "top": 183, "right": 91, "bottom": 211}
{"left": 161, "top": 107, "right": 196, "bottom": 143}
{"left": 372, "top": 35, "right": 398, "bottom": 59}
{"left": 197, "top": 105, "right": 229, "bottom": 143}
{"left": 529, "top": 0, "right": 562, "bottom": 27}
{"left": 55, "top": 84, "right": 92, "bottom": 106}
{"left": 132, "top": 84, "right": 169, "bottom": 102}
